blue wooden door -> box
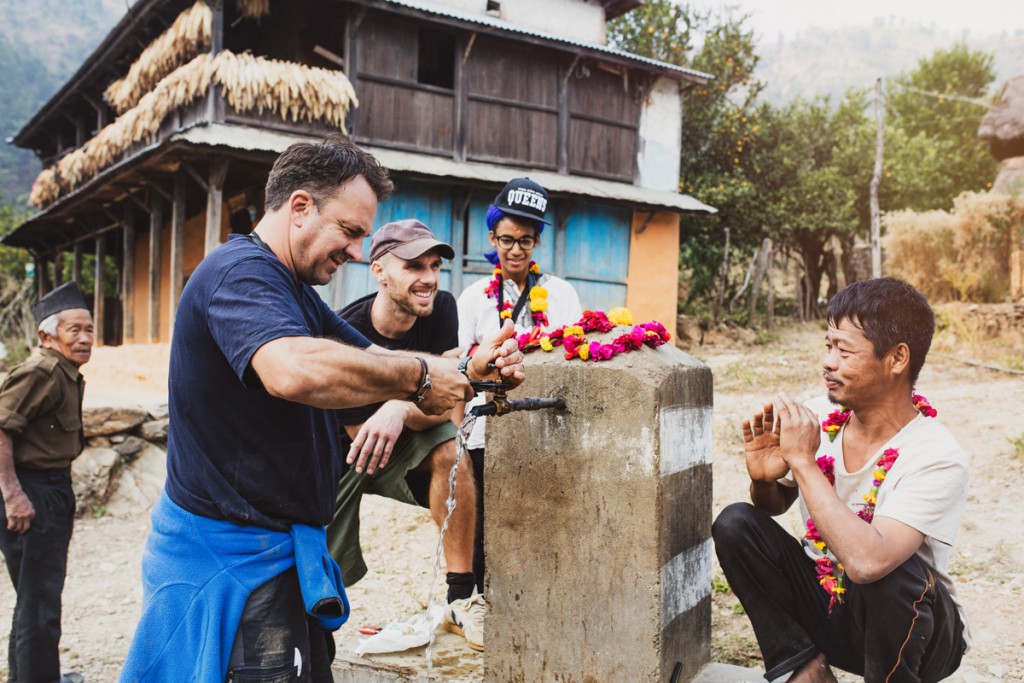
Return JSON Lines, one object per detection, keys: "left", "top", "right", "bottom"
{"left": 559, "top": 202, "right": 631, "bottom": 312}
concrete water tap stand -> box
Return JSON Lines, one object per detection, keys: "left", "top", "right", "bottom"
{"left": 333, "top": 341, "right": 714, "bottom": 682}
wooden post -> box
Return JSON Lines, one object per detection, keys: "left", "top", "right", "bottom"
{"left": 712, "top": 227, "right": 730, "bottom": 323}
{"left": 94, "top": 235, "right": 106, "bottom": 347}
{"left": 38, "top": 255, "right": 52, "bottom": 297}
{"left": 205, "top": 158, "right": 229, "bottom": 255}
{"left": 122, "top": 205, "right": 136, "bottom": 344}
{"left": 747, "top": 237, "right": 772, "bottom": 330}
{"left": 53, "top": 249, "right": 64, "bottom": 286}
{"left": 870, "top": 77, "right": 884, "bottom": 279}
{"left": 72, "top": 243, "right": 83, "bottom": 284}
{"left": 149, "top": 193, "right": 163, "bottom": 343}
{"left": 207, "top": 0, "right": 225, "bottom": 124}
{"left": 170, "top": 171, "right": 186, "bottom": 333}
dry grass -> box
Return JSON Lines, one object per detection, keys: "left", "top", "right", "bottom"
{"left": 931, "top": 302, "right": 1024, "bottom": 371}
{"left": 885, "top": 192, "right": 1024, "bottom": 303}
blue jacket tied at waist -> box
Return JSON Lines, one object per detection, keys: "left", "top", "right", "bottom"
{"left": 120, "top": 491, "right": 349, "bottom": 681}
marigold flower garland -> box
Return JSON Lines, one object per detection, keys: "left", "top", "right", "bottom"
{"left": 516, "top": 308, "right": 670, "bottom": 362}
{"left": 485, "top": 262, "right": 548, "bottom": 327}
{"left": 806, "top": 393, "right": 937, "bottom": 613}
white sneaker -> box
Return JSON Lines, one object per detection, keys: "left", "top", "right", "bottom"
{"left": 443, "top": 592, "right": 485, "bottom": 651}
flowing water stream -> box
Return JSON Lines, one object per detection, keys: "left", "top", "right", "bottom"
{"left": 424, "top": 413, "right": 478, "bottom": 674}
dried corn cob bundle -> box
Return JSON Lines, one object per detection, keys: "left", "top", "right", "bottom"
{"left": 104, "top": 1, "right": 212, "bottom": 114}
{"left": 33, "top": 47, "right": 359, "bottom": 209}
{"left": 52, "top": 55, "right": 213, "bottom": 196}
{"left": 29, "top": 168, "right": 60, "bottom": 209}
{"left": 236, "top": 0, "right": 270, "bottom": 20}
{"left": 213, "top": 52, "right": 357, "bottom": 132}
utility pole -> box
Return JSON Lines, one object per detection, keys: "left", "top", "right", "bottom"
{"left": 870, "top": 77, "right": 884, "bottom": 279}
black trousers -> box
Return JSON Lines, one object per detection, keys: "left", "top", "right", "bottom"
{"left": 712, "top": 502, "right": 965, "bottom": 683}
{"left": 0, "top": 467, "right": 75, "bottom": 683}
{"left": 226, "top": 567, "right": 335, "bottom": 682}
{"left": 469, "top": 448, "right": 485, "bottom": 594}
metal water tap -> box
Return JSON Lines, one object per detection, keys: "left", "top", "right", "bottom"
{"left": 468, "top": 377, "right": 565, "bottom": 417}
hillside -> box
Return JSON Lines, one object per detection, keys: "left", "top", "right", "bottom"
{"left": 0, "top": 0, "right": 124, "bottom": 204}
{"left": 756, "top": 18, "right": 1024, "bottom": 105}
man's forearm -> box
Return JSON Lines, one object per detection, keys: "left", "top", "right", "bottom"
{"left": 789, "top": 461, "right": 889, "bottom": 572}
{"left": 0, "top": 429, "right": 23, "bottom": 499}
{"left": 254, "top": 337, "right": 422, "bottom": 409}
{"left": 749, "top": 479, "right": 795, "bottom": 516}
{"left": 404, "top": 404, "right": 452, "bottom": 430}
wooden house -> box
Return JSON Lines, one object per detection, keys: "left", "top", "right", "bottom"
{"left": 5, "top": 0, "right": 714, "bottom": 346}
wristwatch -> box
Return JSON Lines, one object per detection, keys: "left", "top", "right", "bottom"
{"left": 458, "top": 354, "right": 472, "bottom": 379}
{"left": 410, "top": 357, "right": 432, "bottom": 403}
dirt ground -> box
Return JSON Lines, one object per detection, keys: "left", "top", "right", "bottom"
{"left": 0, "top": 317, "right": 1020, "bottom": 681}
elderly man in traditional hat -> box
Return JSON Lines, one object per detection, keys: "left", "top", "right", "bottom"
{"left": 0, "top": 281, "right": 92, "bottom": 683}
{"left": 326, "top": 219, "right": 485, "bottom": 651}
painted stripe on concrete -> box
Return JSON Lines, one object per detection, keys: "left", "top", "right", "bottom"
{"left": 661, "top": 538, "right": 712, "bottom": 628}
{"left": 660, "top": 405, "right": 713, "bottom": 476}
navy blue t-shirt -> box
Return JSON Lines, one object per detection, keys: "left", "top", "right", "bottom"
{"left": 164, "top": 234, "right": 371, "bottom": 530}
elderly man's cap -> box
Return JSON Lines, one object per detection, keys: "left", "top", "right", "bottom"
{"left": 369, "top": 219, "right": 455, "bottom": 263}
{"left": 492, "top": 177, "right": 551, "bottom": 225}
{"left": 32, "top": 281, "right": 89, "bottom": 325}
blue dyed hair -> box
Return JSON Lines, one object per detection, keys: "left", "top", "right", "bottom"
{"left": 483, "top": 205, "right": 545, "bottom": 265}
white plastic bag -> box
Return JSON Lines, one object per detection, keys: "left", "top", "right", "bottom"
{"left": 354, "top": 605, "right": 444, "bottom": 656}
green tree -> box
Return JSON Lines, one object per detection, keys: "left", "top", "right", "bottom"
{"left": 751, "top": 95, "right": 872, "bottom": 317}
{"left": 0, "top": 198, "right": 35, "bottom": 360}
{"left": 609, "top": 1, "right": 766, "bottom": 316}
{"left": 887, "top": 42, "right": 998, "bottom": 209}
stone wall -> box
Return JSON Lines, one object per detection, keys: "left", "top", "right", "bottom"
{"left": 72, "top": 405, "right": 168, "bottom": 517}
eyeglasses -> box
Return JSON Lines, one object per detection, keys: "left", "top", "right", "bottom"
{"left": 494, "top": 234, "right": 537, "bottom": 250}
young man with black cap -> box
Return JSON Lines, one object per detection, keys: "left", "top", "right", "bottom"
{"left": 0, "top": 281, "right": 92, "bottom": 683}
{"left": 456, "top": 178, "right": 582, "bottom": 594}
{"left": 327, "top": 218, "right": 485, "bottom": 650}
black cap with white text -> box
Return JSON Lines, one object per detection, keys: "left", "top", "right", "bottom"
{"left": 492, "top": 177, "right": 551, "bottom": 225}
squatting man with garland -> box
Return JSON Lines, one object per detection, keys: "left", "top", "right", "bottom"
{"left": 120, "top": 136, "right": 526, "bottom": 681}
{"left": 713, "top": 278, "right": 969, "bottom": 683}
{"left": 326, "top": 218, "right": 485, "bottom": 651}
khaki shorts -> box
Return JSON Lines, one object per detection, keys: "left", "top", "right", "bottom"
{"left": 325, "top": 422, "right": 457, "bottom": 586}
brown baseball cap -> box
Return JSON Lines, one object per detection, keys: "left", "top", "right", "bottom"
{"left": 368, "top": 219, "right": 455, "bottom": 263}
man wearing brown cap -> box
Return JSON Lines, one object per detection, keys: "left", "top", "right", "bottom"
{"left": 326, "top": 219, "right": 485, "bottom": 651}
{"left": 0, "top": 281, "right": 92, "bottom": 683}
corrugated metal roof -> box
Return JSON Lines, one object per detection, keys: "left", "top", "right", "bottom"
{"left": 174, "top": 124, "right": 716, "bottom": 213}
{"left": 374, "top": 0, "right": 713, "bottom": 83}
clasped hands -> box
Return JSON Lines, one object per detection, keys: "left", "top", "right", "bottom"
{"left": 742, "top": 393, "right": 824, "bottom": 483}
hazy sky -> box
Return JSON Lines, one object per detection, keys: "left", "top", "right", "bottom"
{"left": 694, "top": 0, "right": 1024, "bottom": 40}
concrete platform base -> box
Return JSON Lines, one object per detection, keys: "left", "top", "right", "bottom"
{"left": 331, "top": 628, "right": 482, "bottom": 682}
{"left": 692, "top": 662, "right": 765, "bottom": 682}
{"left": 332, "top": 657, "right": 762, "bottom": 683}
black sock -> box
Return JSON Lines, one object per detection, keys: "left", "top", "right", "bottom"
{"left": 446, "top": 572, "right": 476, "bottom": 603}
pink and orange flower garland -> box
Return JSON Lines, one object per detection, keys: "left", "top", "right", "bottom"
{"left": 806, "top": 394, "right": 937, "bottom": 613}
{"left": 484, "top": 261, "right": 549, "bottom": 327}
{"left": 514, "top": 308, "right": 670, "bottom": 361}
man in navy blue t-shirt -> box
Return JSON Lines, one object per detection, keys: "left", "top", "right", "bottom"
{"left": 122, "top": 137, "right": 525, "bottom": 682}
